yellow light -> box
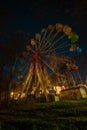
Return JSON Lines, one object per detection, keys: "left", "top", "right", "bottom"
{"left": 10, "top": 92, "right": 14, "bottom": 97}
{"left": 21, "top": 93, "right": 25, "bottom": 98}
{"left": 54, "top": 86, "right": 62, "bottom": 94}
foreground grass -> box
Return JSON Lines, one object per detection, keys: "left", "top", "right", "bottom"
{"left": 0, "top": 99, "right": 87, "bottom": 130}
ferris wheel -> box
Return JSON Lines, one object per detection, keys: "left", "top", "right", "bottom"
{"left": 10, "top": 23, "right": 82, "bottom": 102}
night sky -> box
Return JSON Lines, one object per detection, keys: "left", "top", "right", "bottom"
{"left": 0, "top": 0, "right": 87, "bottom": 79}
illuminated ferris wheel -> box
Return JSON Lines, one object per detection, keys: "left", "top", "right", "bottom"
{"left": 10, "top": 23, "right": 82, "bottom": 102}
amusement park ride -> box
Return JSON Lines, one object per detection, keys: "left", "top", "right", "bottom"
{"left": 9, "top": 23, "right": 87, "bottom": 103}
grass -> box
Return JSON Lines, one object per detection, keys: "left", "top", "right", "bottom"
{"left": 0, "top": 99, "right": 87, "bottom": 129}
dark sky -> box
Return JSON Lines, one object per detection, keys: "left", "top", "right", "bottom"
{"left": 1, "top": 0, "right": 87, "bottom": 33}
{"left": 0, "top": 0, "right": 87, "bottom": 78}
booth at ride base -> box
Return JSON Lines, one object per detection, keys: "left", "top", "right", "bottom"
{"left": 59, "top": 86, "right": 87, "bottom": 100}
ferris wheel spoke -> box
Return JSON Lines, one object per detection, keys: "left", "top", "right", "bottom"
{"left": 57, "top": 43, "right": 71, "bottom": 49}
{"left": 41, "top": 40, "right": 69, "bottom": 54}
{"left": 41, "top": 34, "right": 65, "bottom": 52}
{"left": 44, "top": 31, "right": 53, "bottom": 42}
{"left": 42, "top": 41, "right": 71, "bottom": 54}
{"left": 48, "top": 34, "right": 65, "bottom": 50}
{"left": 43, "top": 24, "right": 56, "bottom": 42}
{"left": 39, "top": 27, "right": 49, "bottom": 48}
{"left": 40, "top": 26, "right": 57, "bottom": 50}
{"left": 47, "top": 43, "right": 71, "bottom": 53}
{"left": 39, "top": 57, "right": 59, "bottom": 77}
{"left": 57, "top": 50, "right": 70, "bottom": 54}
{"left": 40, "top": 32, "right": 57, "bottom": 51}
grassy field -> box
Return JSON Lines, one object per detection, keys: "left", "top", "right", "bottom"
{"left": 0, "top": 99, "right": 87, "bottom": 130}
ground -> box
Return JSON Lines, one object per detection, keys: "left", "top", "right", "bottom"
{"left": 0, "top": 99, "right": 87, "bottom": 130}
